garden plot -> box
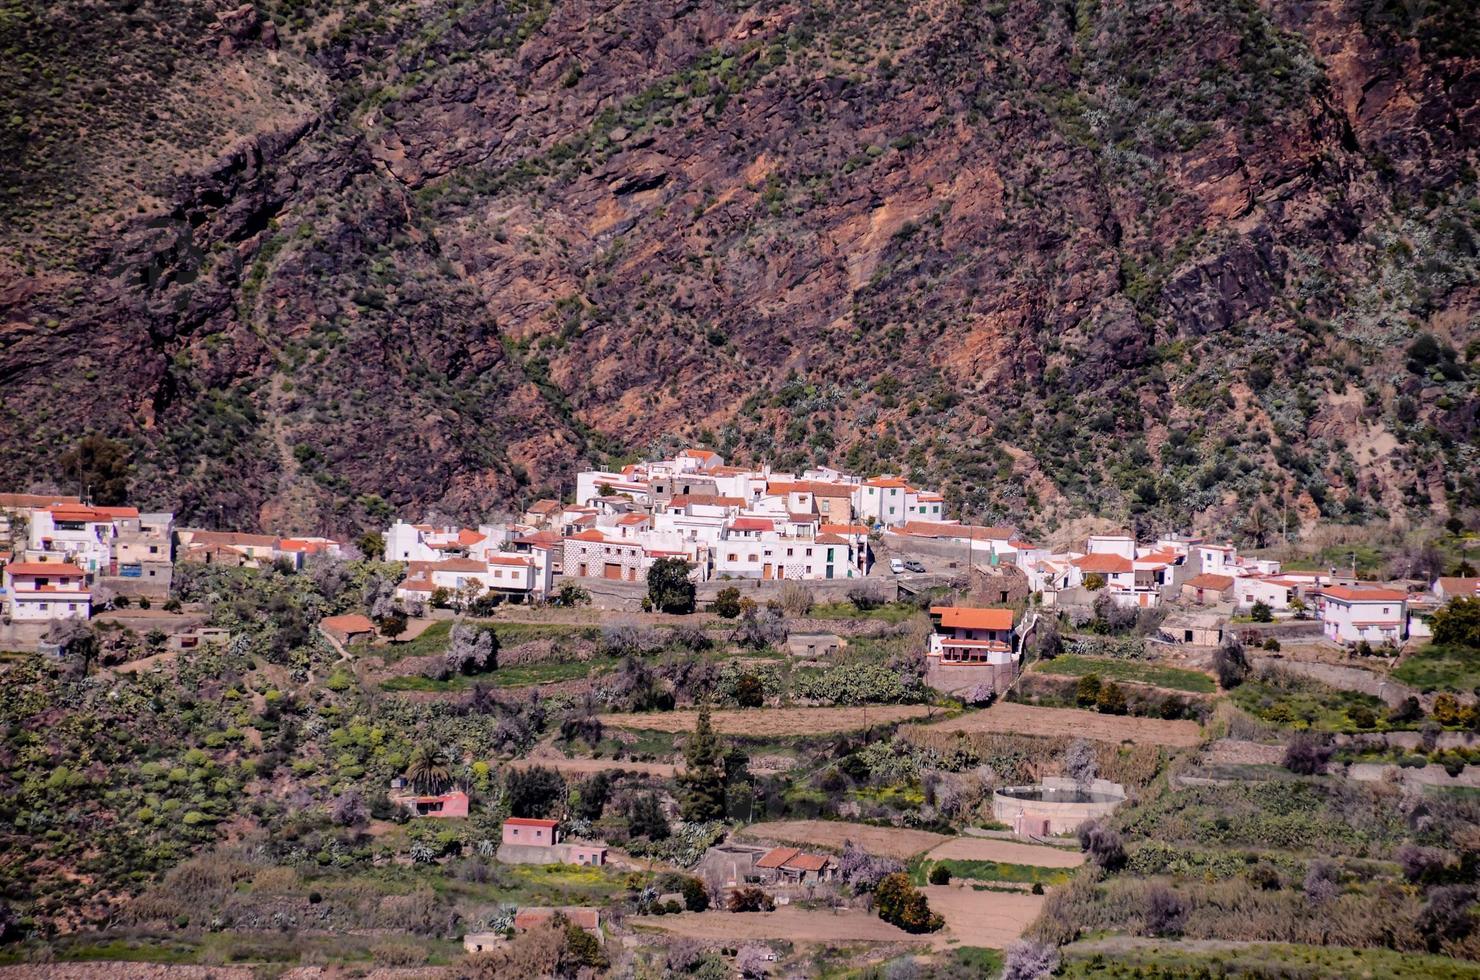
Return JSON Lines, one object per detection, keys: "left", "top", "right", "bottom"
{"left": 738, "top": 819, "right": 950, "bottom": 860}
{"left": 922, "top": 702, "right": 1202, "bottom": 747}
{"left": 599, "top": 704, "right": 937, "bottom": 736}
{"left": 921, "top": 885, "right": 1044, "bottom": 947}
{"left": 641, "top": 907, "right": 930, "bottom": 944}
{"left": 924, "top": 836, "right": 1084, "bottom": 868}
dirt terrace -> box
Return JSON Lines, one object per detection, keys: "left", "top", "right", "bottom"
{"left": 639, "top": 907, "right": 930, "bottom": 945}
{"left": 598, "top": 704, "right": 940, "bottom": 736}
{"left": 920, "top": 701, "right": 1203, "bottom": 747}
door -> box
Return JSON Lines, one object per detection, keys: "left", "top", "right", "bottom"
{"left": 763, "top": 563, "right": 772, "bottom": 580}
{"left": 604, "top": 563, "right": 623, "bottom": 580}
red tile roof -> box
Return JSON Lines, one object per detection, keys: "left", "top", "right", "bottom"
{"left": 729, "top": 517, "right": 776, "bottom": 532}
{"left": 1323, "top": 585, "right": 1408, "bottom": 602}
{"left": 1073, "top": 553, "right": 1134, "bottom": 573}
{"left": 1185, "top": 573, "right": 1234, "bottom": 591}
{"left": 0, "top": 493, "right": 80, "bottom": 509}
{"left": 321, "top": 613, "right": 376, "bottom": 634}
{"left": 931, "top": 606, "right": 1014, "bottom": 631}
{"left": 756, "top": 846, "right": 800, "bottom": 869}
{"left": 820, "top": 523, "right": 869, "bottom": 535}
{"left": 616, "top": 513, "right": 651, "bottom": 525}
{"left": 527, "top": 499, "right": 563, "bottom": 514}
{"left": 486, "top": 554, "right": 534, "bottom": 567}
{"left": 505, "top": 817, "right": 559, "bottom": 828}
{"left": 784, "top": 852, "right": 832, "bottom": 872}
{"left": 668, "top": 494, "right": 745, "bottom": 508}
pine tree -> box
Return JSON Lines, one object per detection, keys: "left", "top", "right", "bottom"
{"left": 679, "top": 702, "right": 727, "bottom": 821}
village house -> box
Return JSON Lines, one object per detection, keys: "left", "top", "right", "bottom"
{"left": 319, "top": 613, "right": 377, "bottom": 647}
{"left": 395, "top": 552, "right": 552, "bottom": 603}
{"left": 786, "top": 632, "right": 844, "bottom": 658}
{"left": 925, "top": 605, "right": 1019, "bottom": 695}
{"left": 2, "top": 561, "right": 91, "bottom": 622}
{"left": 1318, "top": 585, "right": 1409, "bottom": 646}
{"left": 391, "top": 788, "right": 470, "bottom": 818}
{"left": 1433, "top": 577, "right": 1480, "bottom": 602}
{"left": 496, "top": 817, "right": 608, "bottom": 866}
{"left": 0, "top": 493, "right": 81, "bottom": 552}
{"left": 855, "top": 478, "right": 910, "bottom": 526}
{"left": 103, "top": 511, "right": 174, "bottom": 596}
{"left": 1159, "top": 612, "right": 1224, "bottom": 646}
{"left": 1182, "top": 573, "right": 1235, "bottom": 605}
{"left": 522, "top": 499, "right": 564, "bottom": 527}
{"left": 27, "top": 504, "right": 139, "bottom": 577}
{"left": 754, "top": 846, "right": 838, "bottom": 884}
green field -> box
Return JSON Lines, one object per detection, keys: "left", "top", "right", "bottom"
{"left": 378, "top": 620, "right": 599, "bottom": 665}
{"left": 1035, "top": 654, "right": 1216, "bottom": 693}
{"left": 916, "top": 857, "right": 1072, "bottom": 887}
{"left": 810, "top": 601, "right": 924, "bottom": 623}
{"left": 1392, "top": 643, "right": 1480, "bottom": 694}
{"left": 1061, "top": 941, "right": 1480, "bottom": 979}
{"left": 380, "top": 656, "right": 614, "bottom": 692}
{"left": 1231, "top": 676, "right": 1397, "bottom": 731}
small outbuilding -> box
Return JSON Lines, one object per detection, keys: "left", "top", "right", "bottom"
{"left": 320, "top": 613, "right": 377, "bottom": 646}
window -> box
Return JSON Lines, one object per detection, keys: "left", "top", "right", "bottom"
{"left": 149, "top": 545, "right": 158, "bottom": 554}
{"left": 786, "top": 548, "right": 794, "bottom": 557}
{"left": 805, "top": 548, "right": 812, "bottom": 557}
{"left": 728, "top": 553, "right": 738, "bottom": 562}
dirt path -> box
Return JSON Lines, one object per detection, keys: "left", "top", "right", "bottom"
{"left": 638, "top": 907, "right": 930, "bottom": 945}
{"left": 919, "top": 701, "right": 1203, "bottom": 747}
{"left": 738, "top": 819, "right": 949, "bottom": 860}
{"left": 109, "top": 650, "right": 181, "bottom": 674}
{"left": 921, "top": 885, "right": 1043, "bottom": 947}
{"left": 599, "top": 704, "right": 939, "bottom": 736}
{"left": 924, "top": 836, "right": 1084, "bottom": 868}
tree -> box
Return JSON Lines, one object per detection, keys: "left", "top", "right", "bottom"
{"left": 1075, "top": 673, "right": 1102, "bottom": 707}
{"left": 628, "top": 792, "right": 670, "bottom": 840}
{"left": 1078, "top": 820, "right": 1125, "bottom": 870}
{"left": 446, "top": 624, "right": 498, "bottom": 675}
{"left": 1433, "top": 597, "right": 1480, "bottom": 648}
{"left": 679, "top": 703, "right": 727, "bottom": 821}
{"left": 1083, "top": 573, "right": 1106, "bottom": 592}
{"left": 560, "top": 919, "right": 609, "bottom": 971}
{"left": 1095, "top": 681, "right": 1127, "bottom": 715}
{"left": 60, "top": 434, "right": 131, "bottom": 505}
{"left": 734, "top": 674, "right": 765, "bottom": 708}
{"left": 356, "top": 531, "right": 384, "bottom": 559}
{"left": 506, "top": 766, "right": 566, "bottom": 818}
{"left": 1283, "top": 732, "right": 1333, "bottom": 775}
{"left": 1143, "top": 885, "right": 1186, "bottom": 937}
{"left": 679, "top": 875, "right": 709, "bottom": 912}
{"left": 1034, "top": 617, "right": 1063, "bottom": 659}
{"left": 331, "top": 790, "right": 369, "bottom": 827}
{"left": 1244, "top": 506, "right": 1272, "bottom": 549}
{"left": 736, "top": 945, "right": 772, "bottom": 979}
{"left": 647, "top": 557, "right": 696, "bottom": 614}
{"left": 1063, "top": 738, "right": 1098, "bottom": 786}
{"left": 571, "top": 771, "right": 614, "bottom": 821}
{"left": 405, "top": 742, "right": 451, "bottom": 795}
{"left": 735, "top": 603, "right": 786, "bottom": 649}
{"left": 777, "top": 582, "right": 814, "bottom": 616}
{"left": 1001, "top": 939, "right": 1061, "bottom": 980}
{"left": 46, "top": 619, "right": 98, "bottom": 677}
{"left": 553, "top": 582, "right": 592, "bottom": 607}
{"left": 874, "top": 873, "right": 943, "bottom": 933}
{"left": 728, "top": 887, "right": 774, "bottom": 912}
{"left": 1250, "top": 600, "right": 1273, "bottom": 623}
{"left": 1213, "top": 636, "right": 1250, "bottom": 688}
{"left": 712, "top": 586, "right": 742, "bottom": 618}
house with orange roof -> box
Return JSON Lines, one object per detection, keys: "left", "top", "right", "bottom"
{"left": 855, "top": 477, "right": 911, "bottom": 526}
{"left": 903, "top": 488, "right": 945, "bottom": 521}
{"left": 1182, "top": 573, "right": 1235, "bottom": 605}
{"left": 1317, "top": 585, "right": 1409, "bottom": 645}
{"left": 0, "top": 492, "right": 81, "bottom": 553}
{"left": 3, "top": 561, "right": 90, "bottom": 622}
{"left": 925, "top": 606, "right": 1019, "bottom": 694}
{"left": 1433, "top": 577, "right": 1480, "bottom": 603}
{"left": 754, "top": 846, "right": 838, "bottom": 884}
{"left": 523, "top": 499, "right": 564, "bottom": 527}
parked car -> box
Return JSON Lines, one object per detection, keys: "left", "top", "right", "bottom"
{"left": 905, "top": 560, "right": 927, "bottom": 573}
{"left": 889, "top": 558, "right": 905, "bottom": 574}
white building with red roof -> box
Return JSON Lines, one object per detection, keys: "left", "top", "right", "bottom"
{"left": 926, "top": 605, "right": 1019, "bottom": 694}
{"left": 1318, "top": 585, "right": 1409, "bottom": 645}
{"left": 3, "top": 561, "right": 90, "bottom": 621}
{"left": 27, "top": 504, "right": 139, "bottom": 577}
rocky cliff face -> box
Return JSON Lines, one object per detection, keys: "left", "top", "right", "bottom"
{"left": 0, "top": 0, "right": 1475, "bottom": 536}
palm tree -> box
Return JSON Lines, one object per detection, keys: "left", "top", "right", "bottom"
{"left": 1245, "top": 505, "right": 1271, "bottom": 549}
{"left": 405, "top": 742, "right": 451, "bottom": 794}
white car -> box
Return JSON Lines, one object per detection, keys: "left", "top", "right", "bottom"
{"left": 889, "top": 558, "right": 905, "bottom": 574}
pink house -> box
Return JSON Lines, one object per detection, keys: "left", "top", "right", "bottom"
{"left": 499, "top": 817, "right": 608, "bottom": 866}
{"left": 394, "top": 789, "right": 469, "bottom": 818}
{"left": 503, "top": 816, "right": 560, "bottom": 846}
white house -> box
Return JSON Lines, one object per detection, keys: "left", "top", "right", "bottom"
{"left": 3, "top": 561, "right": 91, "bottom": 621}
{"left": 28, "top": 504, "right": 137, "bottom": 577}
{"left": 1086, "top": 534, "right": 1136, "bottom": 560}
{"left": 855, "top": 478, "right": 910, "bottom": 526}
{"left": 1318, "top": 585, "right": 1408, "bottom": 645}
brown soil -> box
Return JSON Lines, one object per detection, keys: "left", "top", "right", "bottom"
{"left": 921, "top": 702, "right": 1203, "bottom": 747}
{"left": 639, "top": 907, "right": 930, "bottom": 945}
{"left": 738, "top": 820, "right": 950, "bottom": 860}
{"left": 599, "top": 705, "right": 939, "bottom": 736}
{"left": 920, "top": 885, "right": 1044, "bottom": 947}
{"left": 507, "top": 756, "right": 679, "bottom": 778}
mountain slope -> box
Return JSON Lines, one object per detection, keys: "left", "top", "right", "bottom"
{"left": 0, "top": 0, "right": 1475, "bottom": 536}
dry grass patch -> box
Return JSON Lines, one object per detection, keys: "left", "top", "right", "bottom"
{"left": 640, "top": 907, "right": 930, "bottom": 944}
{"left": 922, "top": 702, "right": 1202, "bottom": 747}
